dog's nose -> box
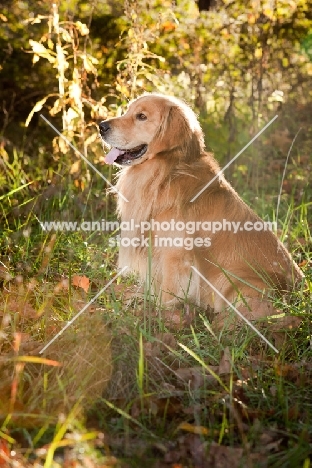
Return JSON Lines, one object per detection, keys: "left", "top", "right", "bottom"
{"left": 99, "top": 121, "right": 111, "bottom": 136}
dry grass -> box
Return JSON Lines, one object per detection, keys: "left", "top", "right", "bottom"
{"left": 0, "top": 283, "right": 112, "bottom": 427}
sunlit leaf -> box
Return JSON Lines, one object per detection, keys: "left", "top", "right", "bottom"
{"left": 32, "top": 53, "right": 40, "bottom": 64}
{"left": 47, "top": 38, "right": 54, "bottom": 50}
{"left": 69, "top": 81, "right": 82, "bottom": 105}
{"left": 255, "top": 47, "right": 262, "bottom": 58}
{"left": 29, "top": 39, "right": 56, "bottom": 63}
{"left": 61, "top": 28, "right": 72, "bottom": 43}
{"left": 25, "top": 96, "right": 50, "bottom": 126}
{"left": 82, "top": 55, "right": 97, "bottom": 74}
{"left": 75, "top": 21, "right": 89, "bottom": 36}
{"left": 58, "top": 136, "right": 69, "bottom": 154}
{"left": 84, "top": 132, "right": 98, "bottom": 146}
{"left": 72, "top": 275, "right": 90, "bottom": 293}
{"left": 49, "top": 98, "right": 63, "bottom": 116}
{"left": 69, "top": 160, "right": 81, "bottom": 175}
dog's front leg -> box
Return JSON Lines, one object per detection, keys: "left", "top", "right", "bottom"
{"left": 155, "top": 249, "right": 200, "bottom": 307}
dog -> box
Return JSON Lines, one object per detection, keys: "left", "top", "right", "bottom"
{"left": 99, "top": 93, "right": 303, "bottom": 325}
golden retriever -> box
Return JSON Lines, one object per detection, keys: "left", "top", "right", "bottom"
{"left": 99, "top": 94, "right": 303, "bottom": 324}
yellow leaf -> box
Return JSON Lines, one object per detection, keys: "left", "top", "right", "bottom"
{"left": 255, "top": 47, "right": 262, "bottom": 58}
{"left": 69, "top": 81, "right": 82, "bottom": 105}
{"left": 264, "top": 8, "right": 275, "bottom": 19}
{"left": 282, "top": 57, "right": 289, "bottom": 67}
{"left": 56, "top": 44, "right": 69, "bottom": 71}
{"left": 91, "top": 104, "right": 107, "bottom": 119}
{"left": 83, "top": 55, "right": 97, "bottom": 74}
{"left": 248, "top": 13, "right": 256, "bottom": 24}
{"left": 69, "top": 159, "right": 81, "bottom": 174}
{"left": 89, "top": 55, "right": 99, "bottom": 64}
{"left": 58, "top": 136, "right": 69, "bottom": 154}
{"left": 177, "top": 422, "right": 210, "bottom": 435}
{"left": 47, "top": 38, "right": 54, "bottom": 50}
{"left": 85, "top": 132, "right": 98, "bottom": 146}
{"left": 25, "top": 96, "right": 50, "bottom": 127}
{"left": 306, "top": 63, "right": 312, "bottom": 76}
{"left": 61, "top": 28, "right": 72, "bottom": 42}
{"left": 49, "top": 98, "right": 62, "bottom": 116}
{"left": 29, "top": 40, "right": 56, "bottom": 63}
{"left": 32, "top": 54, "right": 40, "bottom": 64}
{"left": 98, "top": 105, "right": 107, "bottom": 119}
{"left": 65, "top": 107, "right": 79, "bottom": 123}
{"left": 116, "top": 83, "right": 130, "bottom": 96}
{"left": 75, "top": 21, "right": 89, "bottom": 36}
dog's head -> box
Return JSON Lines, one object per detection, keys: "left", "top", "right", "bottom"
{"left": 99, "top": 94, "right": 205, "bottom": 166}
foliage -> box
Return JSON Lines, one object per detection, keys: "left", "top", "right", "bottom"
{"left": 1, "top": 0, "right": 312, "bottom": 169}
{"left": 25, "top": 2, "right": 108, "bottom": 177}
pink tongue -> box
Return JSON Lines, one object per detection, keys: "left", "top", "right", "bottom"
{"left": 105, "top": 147, "right": 123, "bottom": 164}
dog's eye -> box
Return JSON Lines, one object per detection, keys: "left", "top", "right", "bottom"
{"left": 136, "top": 113, "right": 147, "bottom": 121}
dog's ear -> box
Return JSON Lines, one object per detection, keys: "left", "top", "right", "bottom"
{"left": 150, "top": 104, "right": 203, "bottom": 161}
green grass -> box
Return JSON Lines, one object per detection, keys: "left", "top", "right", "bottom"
{"left": 0, "top": 146, "right": 311, "bottom": 467}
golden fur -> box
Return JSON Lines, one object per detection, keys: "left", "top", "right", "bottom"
{"left": 101, "top": 94, "right": 303, "bottom": 322}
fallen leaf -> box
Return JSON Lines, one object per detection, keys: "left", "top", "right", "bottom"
{"left": 72, "top": 275, "right": 90, "bottom": 293}
{"left": 1, "top": 290, "right": 38, "bottom": 320}
{"left": 218, "top": 346, "right": 232, "bottom": 375}
{"left": 144, "top": 333, "right": 177, "bottom": 358}
{"left": 0, "top": 438, "right": 10, "bottom": 465}
{"left": 206, "top": 442, "right": 244, "bottom": 468}
{"left": 298, "top": 259, "right": 307, "bottom": 267}
{"left": 185, "top": 434, "right": 209, "bottom": 467}
{"left": 130, "top": 395, "right": 182, "bottom": 419}
{"left": 274, "top": 362, "right": 298, "bottom": 378}
{"left": 163, "top": 309, "right": 183, "bottom": 328}
{"left": 258, "top": 433, "right": 283, "bottom": 454}
{"left": 54, "top": 278, "right": 69, "bottom": 293}
{"left": 177, "top": 422, "right": 211, "bottom": 436}
{"left": 176, "top": 366, "right": 217, "bottom": 390}
{"left": 155, "top": 332, "right": 177, "bottom": 349}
